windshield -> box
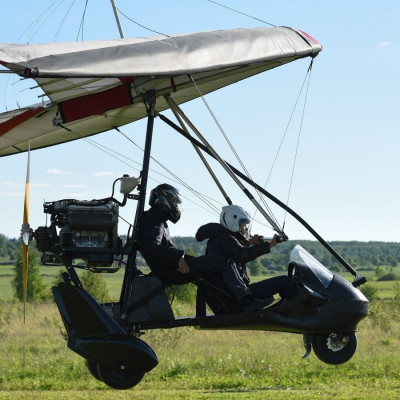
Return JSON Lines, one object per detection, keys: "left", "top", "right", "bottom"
{"left": 290, "top": 245, "right": 334, "bottom": 288}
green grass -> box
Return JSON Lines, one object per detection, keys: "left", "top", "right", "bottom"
{"left": 1, "top": 263, "right": 400, "bottom": 398}
{"left": 0, "top": 300, "right": 400, "bottom": 399}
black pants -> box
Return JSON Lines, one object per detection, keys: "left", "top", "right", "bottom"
{"left": 250, "top": 275, "right": 298, "bottom": 300}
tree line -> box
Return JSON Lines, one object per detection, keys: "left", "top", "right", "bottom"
{"left": 2, "top": 232, "right": 399, "bottom": 303}
{"left": 173, "top": 237, "right": 400, "bottom": 275}
{"left": 2, "top": 233, "right": 399, "bottom": 271}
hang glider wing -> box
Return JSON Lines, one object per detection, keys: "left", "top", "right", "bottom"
{"left": 0, "top": 27, "right": 321, "bottom": 157}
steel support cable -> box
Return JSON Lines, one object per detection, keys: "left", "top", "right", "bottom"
{"left": 34, "top": 1, "right": 70, "bottom": 43}
{"left": 251, "top": 59, "right": 314, "bottom": 229}
{"left": 53, "top": 0, "right": 76, "bottom": 42}
{"left": 158, "top": 112, "right": 362, "bottom": 277}
{"left": 166, "top": 96, "right": 232, "bottom": 206}
{"left": 57, "top": 123, "right": 221, "bottom": 220}
{"left": 16, "top": 0, "right": 63, "bottom": 44}
{"left": 115, "top": 7, "right": 170, "bottom": 37}
{"left": 206, "top": 0, "right": 277, "bottom": 27}
{"left": 76, "top": 0, "right": 89, "bottom": 41}
{"left": 189, "top": 75, "right": 283, "bottom": 232}
{"left": 56, "top": 123, "right": 204, "bottom": 199}
{"left": 114, "top": 126, "right": 222, "bottom": 216}
{"left": 283, "top": 60, "right": 314, "bottom": 227}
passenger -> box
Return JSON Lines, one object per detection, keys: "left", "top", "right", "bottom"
{"left": 138, "top": 184, "right": 272, "bottom": 312}
{"left": 196, "top": 205, "right": 299, "bottom": 313}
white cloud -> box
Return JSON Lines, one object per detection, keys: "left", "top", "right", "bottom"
{"left": 1, "top": 191, "right": 23, "bottom": 197}
{"left": 378, "top": 41, "right": 391, "bottom": 47}
{"left": 0, "top": 182, "right": 18, "bottom": 187}
{"left": 63, "top": 184, "right": 88, "bottom": 188}
{"left": 31, "top": 183, "right": 49, "bottom": 188}
{"left": 92, "top": 171, "right": 115, "bottom": 177}
{"left": 47, "top": 168, "right": 70, "bottom": 175}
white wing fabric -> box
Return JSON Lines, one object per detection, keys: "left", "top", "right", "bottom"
{"left": 0, "top": 27, "right": 321, "bottom": 156}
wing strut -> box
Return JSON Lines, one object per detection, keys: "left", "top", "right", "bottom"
{"left": 159, "top": 101, "right": 287, "bottom": 240}
{"left": 165, "top": 96, "right": 232, "bottom": 206}
{"left": 110, "top": 0, "right": 125, "bottom": 38}
{"left": 158, "top": 111, "right": 366, "bottom": 285}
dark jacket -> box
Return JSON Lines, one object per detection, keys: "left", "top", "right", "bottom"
{"left": 196, "top": 222, "right": 271, "bottom": 287}
{"left": 139, "top": 207, "right": 188, "bottom": 284}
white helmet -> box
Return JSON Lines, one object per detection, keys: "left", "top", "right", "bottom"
{"left": 220, "top": 205, "right": 251, "bottom": 233}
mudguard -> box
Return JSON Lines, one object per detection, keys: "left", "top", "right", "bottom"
{"left": 52, "top": 283, "right": 158, "bottom": 374}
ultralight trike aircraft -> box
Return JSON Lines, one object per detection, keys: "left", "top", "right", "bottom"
{"left": 0, "top": 12, "right": 368, "bottom": 390}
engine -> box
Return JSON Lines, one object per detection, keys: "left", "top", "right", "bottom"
{"left": 35, "top": 199, "right": 123, "bottom": 270}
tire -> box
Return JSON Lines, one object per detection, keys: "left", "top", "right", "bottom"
{"left": 86, "top": 359, "right": 102, "bottom": 382}
{"left": 312, "top": 332, "right": 357, "bottom": 365}
{"left": 96, "top": 364, "right": 145, "bottom": 390}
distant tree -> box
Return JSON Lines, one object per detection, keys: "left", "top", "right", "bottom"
{"left": 393, "top": 281, "right": 400, "bottom": 301}
{"left": 185, "top": 243, "right": 198, "bottom": 257}
{"left": 377, "top": 272, "right": 400, "bottom": 282}
{"left": 247, "top": 258, "right": 263, "bottom": 276}
{"left": 12, "top": 244, "right": 48, "bottom": 302}
{"left": 81, "top": 271, "right": 111, "bottom": 303}
{"left": 166, "top": 283, "right": 197, "bottom": 304}
{"left": 0, "top": 234, "right": 7, "bottom": 258}
{"left": 360, "top": 284, "right": 378, "bottom": 302}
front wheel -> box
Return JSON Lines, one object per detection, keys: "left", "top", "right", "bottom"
{"left": 96, "top": 364, "right": 144, "bottom": 390}
{"left": 312, "top": 332, "right": 357, "bottom": 365}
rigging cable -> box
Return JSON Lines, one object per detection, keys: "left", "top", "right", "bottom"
{"left": 189, "top": 75, "right": 283, "bottom": 232}
{"left": 15, "top": 0, "right": 63, "bottom": 44}
{"left": 53, "top": 0, "right": 76, "bottom": 42}
{"left": 55, "top": 123, "right": 222, "bottom": 220}
{"left": 114, "top": 126, "right": 221, "bottom": 216}
{"left": 115, "top": 7, "right": 170, "bottom": 37}
{"left": 251, "top": 59, "right": 314, "bottom": 228}
{"left": 28, "top": 1, "right": 68, "bottom": 44}
{"left": 206, "top": 0, "right": 277, "bottom": 27}
{"left": 283, "top": 60, "right": 314, "bottom": 226}
{"left": 75, "top": 0, "right": 89, "bottom": 41}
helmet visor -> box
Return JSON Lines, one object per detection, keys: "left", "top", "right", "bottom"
{"left": 166, "top": 190, "right": 182, "bottom": 206}
{"left": 239, "top": 218, "right": 251, "bottom": 238}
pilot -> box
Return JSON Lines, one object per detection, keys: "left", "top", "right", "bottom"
{"left": 195, "top": 204, "right": 299, "bottom": 313}
{"left": 138, "top": 184, "right": 272, "bottom": 312}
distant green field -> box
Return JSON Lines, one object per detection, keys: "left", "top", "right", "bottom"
{"left": 0, "top": 263, "right": 126, "bottom": 301}
{"left": 1, "top": 263, "right": 399, "bottom": 301}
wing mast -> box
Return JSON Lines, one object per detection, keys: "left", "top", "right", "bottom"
{"left": 110, "top": 0, "right": 125, "bottom": 38}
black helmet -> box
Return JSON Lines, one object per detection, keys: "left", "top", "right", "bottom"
{"left": 149, "top": 184, "right": 182, "bottom": 223}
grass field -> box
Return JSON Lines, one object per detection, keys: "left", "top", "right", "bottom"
{"left": 0, "top": 264, "right": 400, "bottom": 399}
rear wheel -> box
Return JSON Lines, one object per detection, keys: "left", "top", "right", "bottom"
{"left": 96, "top": 364, "right": 145, "bottom": 390}
{"left": 312, "top": 332, "right": 357, "bottom": 365}
{"left": 86, "top": 359, "right": 102, "bottom": 382}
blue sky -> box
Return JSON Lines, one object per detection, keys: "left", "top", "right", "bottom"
{"left": 0, "top": 0, "right": 399, "bottom": 242}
